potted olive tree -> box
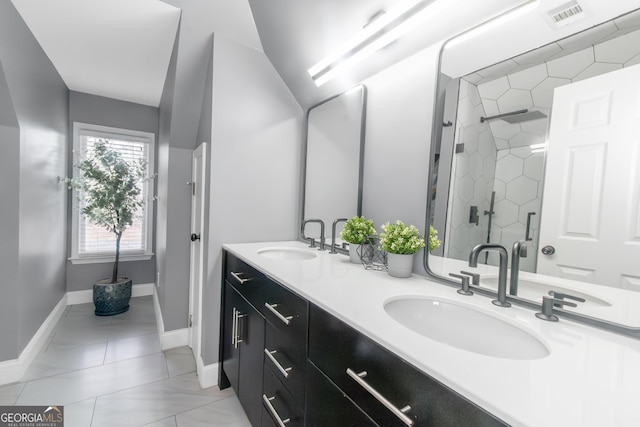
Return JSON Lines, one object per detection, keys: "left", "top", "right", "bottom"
{"left": 67, "top": 139, "right": 147, "bottom": 316}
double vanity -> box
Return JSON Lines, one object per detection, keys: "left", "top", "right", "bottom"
{"left": 219, "top": 240, "right": 640, "bottom": 427}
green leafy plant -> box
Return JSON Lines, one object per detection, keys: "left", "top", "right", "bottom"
{"left": 340, "top": 216, "right": 377, "bottom": 244}
{"left": 66, "top": 139, "right": 147, "bottom": 283}
{"left": 379, "top": 220, "right": 426, "bottom": 255}
{"left": 428, "top": 225, "right": 442, "bottom": 252}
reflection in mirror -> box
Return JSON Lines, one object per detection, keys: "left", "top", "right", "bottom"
{"left": 302, "top": 85, "right": 367, "bottom": 246}
{"left": 427, "top": 8, "right": 640, "bottom": 327}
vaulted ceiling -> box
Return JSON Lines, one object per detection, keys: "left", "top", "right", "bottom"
{"left": 10, "top": 0, "right": 640, "bottom": 110}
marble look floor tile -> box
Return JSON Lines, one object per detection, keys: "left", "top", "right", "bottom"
{"left": 64, "top": 397, "right": 96, "bottom": 427}
{"left": 165, "top": 347, "right": 196, "bottom": 377}
{"left": 90, "top": 373, "right": 232, "bottom": 427}
{"left": 23, "top": 342, "right": 107, "bottom": 381}
{"left": 142, "top": 416, "right": 177, "bottom": 427}
{"left": 0, "top": 382, "right": 26, "bottom": 405}
{"left": 176, "top": 395, "right": 251, "bottom": 427}
{"left": 16, "top": 352, "right": 168, "bottom": 406}
{"left": 103, "top": 333, "right": 161, "bottom": 364}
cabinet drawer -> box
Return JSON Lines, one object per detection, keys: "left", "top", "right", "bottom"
{"left": 260, "top": 279, "right": 307, "bottom": 330}
{"left": 264, "top": 323, "right": 306, "bottom": 405}
{"left": 308, "top": 304, "right": 506, "bottom": 427}
{"left": 224, "top": 252, "right": 268, "bottom": 305}
{"left": 306, "top": 361, "right": 377, "bottom": 427}
{"left": 262, "top": 361, "right": 304, "bottom": 427}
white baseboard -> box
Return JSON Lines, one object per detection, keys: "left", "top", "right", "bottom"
{"left": 152, "top": 288, "right": 189, "bottom": 351}
{"left": 0, "top": 295, "right": 67, "bottom": 386}
{"left": 197, "top": 356, "right": 218, "bottom": 389}
{"left": 67, "top": 283, "right": 154, "bottom": 305}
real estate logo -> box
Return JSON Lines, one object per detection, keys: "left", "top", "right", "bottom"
{"left": 0, "top": 406, "right": 63, "bottom": 427}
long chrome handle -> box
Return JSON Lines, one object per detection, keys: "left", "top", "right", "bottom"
{"left": 346, "top": 368, "right": 414, "bottom": 426}
{"left": 264, "top": 303, "right": 293, "bottom": 326}
{"left": 230, "top": 271, "right": 252, "bottom": 285}
{"left": 235, "top": 313, "right": 245, "bottom": 348}
{"left": 262, "top": 395, "right": 290, "bottom": 427}
{"left": 264, "top": 348, "right": 292, "bottom": 378}
{"left": 231, "top": 307, "right": 237, "bottom": 347}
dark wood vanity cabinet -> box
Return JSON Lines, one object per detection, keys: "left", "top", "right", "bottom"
{"left": 307, "top": 304, "right": 507, "bottom": 427}
{"left": 220, "top": 251, "right": 308, "bottom": 427}
{"left": 221, "top": 251, "right": 506, "bottom": 427}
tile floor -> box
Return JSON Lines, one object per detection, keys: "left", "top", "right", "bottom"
{"left": 0, "top": 296, "right": 252, "bottom": 426}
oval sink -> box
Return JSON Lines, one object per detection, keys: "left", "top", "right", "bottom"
{"left": 480, "top": 277, "right": 611, "bottom": 308}
{"left": 257, "top": 247, "right": 318, "bottom": 260}
{"left": 384, "top": 297, "right": 549, "bottom": 360}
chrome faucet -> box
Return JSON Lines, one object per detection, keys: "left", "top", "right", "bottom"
{"left": 330, "top": 218, "right": 348, "bottom": 254}
{"left": 509, "top": 239, "right": 528, "bottom": 296}
{"left": 301, "top": 219, "right": 326, "bottom": 250}
{"left": 468, "top": 243, "right": 511, "bottom": 307}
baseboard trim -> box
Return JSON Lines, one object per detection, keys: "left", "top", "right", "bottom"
{"left": 0, "top": 295, "right": 67, "bottom": 386}
{"left": 197, "top": 357, "right": 218, "bottom": 389}
{"left": 67, "top": 283, "right": 154, "bottom": 305}
{"left": 152, "top": 287, "right": 189, "bottom": 351}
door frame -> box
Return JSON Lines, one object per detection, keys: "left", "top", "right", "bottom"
{"left": 188, "top": 142, "right": 207, "bottom": 367}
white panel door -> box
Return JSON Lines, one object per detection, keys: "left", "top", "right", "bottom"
{"left": 538, "top": 64, "right": 640, "bottom": 290}
{"left": 189, "top": 143, "right": 207, "bottom": 365}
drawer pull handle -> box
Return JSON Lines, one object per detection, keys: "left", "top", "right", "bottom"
{"left": 346, "top": 368, "right": 414, "bottom": 427}
{"left": 264, "top": 348, "right": 292, "bottom": 378}
{"left": 262, "top": 394, "right": 290, "bottom": 427}
{"left": 232, "top": 308, "right": 245, "bottom": 349}
{"left": 230, "top": 271, "right": 252, "bottom": 285}
{"left": 265, "top": 303, "right": 293, "bottom": 325}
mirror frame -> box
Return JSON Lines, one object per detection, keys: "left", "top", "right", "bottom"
{"left": 300, "top": 84, "right": 368, "bottom": 241}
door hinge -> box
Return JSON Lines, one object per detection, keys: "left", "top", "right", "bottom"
{"left": 189, "top": 314, "right": 193, "bottom": 327}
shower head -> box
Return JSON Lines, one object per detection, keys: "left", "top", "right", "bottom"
{"left": 480, "top": 109, "right": 548, "bottom": 124}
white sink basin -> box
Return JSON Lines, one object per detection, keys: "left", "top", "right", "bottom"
{"left": 257, "top": 247, "right": 318, "bottom": 260}
{"left": 480, "top": 277, "right": 611, "bottom": 308}
{"left": 384, "top": 297, "right": 549, "bottom": 360}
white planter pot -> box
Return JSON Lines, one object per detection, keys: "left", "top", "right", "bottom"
{"left": 349, "top": 243, "right": 361, "bottom": 264}
{"left": 387, "top": 253, "right": 414, "bottom": 278}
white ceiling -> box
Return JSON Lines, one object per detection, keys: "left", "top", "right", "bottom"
{"left": 11, "top": 0, "right": 181, "bottom": 107}
{"left": 9, "top": 0, "right": 640, "bottom": 110}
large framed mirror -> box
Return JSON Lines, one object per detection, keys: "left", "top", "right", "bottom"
{"left": 301, "top": 85, "right": 367, "bottom": 244}
{"left": 426, "top": 8, "right": 640, "bottom": 328}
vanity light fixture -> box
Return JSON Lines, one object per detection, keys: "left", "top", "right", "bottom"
{"left": 308, "top": 0, "right": 448, "bottom": 87}
{"left": 445, "top": 0, "right": 539, "bottom": 49}
{"left": 530, "top": 142, "right": 547, "bottom": 153}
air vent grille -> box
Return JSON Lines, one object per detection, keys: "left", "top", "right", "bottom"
{"left": 546, "top": 1, "right": 585, "bottom": 27}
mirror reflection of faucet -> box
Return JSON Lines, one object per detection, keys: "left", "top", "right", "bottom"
{"left": 509, "top": 239, "right": 528, "bottom": 296}
{"left": 330, "top": 218, "right": 348, "bottom": 255}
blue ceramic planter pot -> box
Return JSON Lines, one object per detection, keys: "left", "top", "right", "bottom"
{"left": 93, "top": 278, "right": 132, "bottom": 316}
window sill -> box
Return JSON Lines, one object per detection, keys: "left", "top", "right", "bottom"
{"left": 69, "top": 253, "right": 154, "bottom": 265}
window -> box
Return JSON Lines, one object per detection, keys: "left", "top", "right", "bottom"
{"left": 70, "top": 122, "right": 155, "bottom": 264}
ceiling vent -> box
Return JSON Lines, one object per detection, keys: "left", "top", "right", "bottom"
{"left": 545, "top": 1, "right": 585, "bottom": 28}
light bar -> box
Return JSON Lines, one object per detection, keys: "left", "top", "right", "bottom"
{"left": 308, "top": 0, "right": 435, "bottom": 87}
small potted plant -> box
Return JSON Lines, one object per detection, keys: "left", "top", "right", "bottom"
{"left": 66, "top": 139, "right": 147, "bottom": 315}
{"left": 340, "top": 216, "right": 377, "bottom": 263}
{"left": 379, "top": 221, "right": 429, "bottom": 278}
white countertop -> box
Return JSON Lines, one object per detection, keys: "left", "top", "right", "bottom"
{"left": 224, "top": 240, "right": 640, "bottom": 427}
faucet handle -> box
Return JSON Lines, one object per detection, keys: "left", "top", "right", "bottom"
{"left": 459, "top": 270, "right": 480, "bottom": 286}
{"left": 308, "top": 238, "right": 316, "bottom": 248}
{"left": 548, "top": 291, "right": 586, "bottom": 305}
{"left": 535, "top": 296, "right": 578, "bottom": 322}
{"left": 449, "top": 273, "right": 473, "bottom": 296}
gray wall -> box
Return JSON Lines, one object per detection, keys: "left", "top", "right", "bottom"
{"left": 0, "top": 1, "right": 68, "bottom": 360}
{"left": 66, "top": 91, "right": 159, "bottom": 291}
{"left": 157, "top": 25, "right": 193, "bottom": 332}
{"left": 202, "top": 35, "right": 303, "bottom": 364}
{"left": 361, "top": 44, "right": 442, "bottom": 276}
